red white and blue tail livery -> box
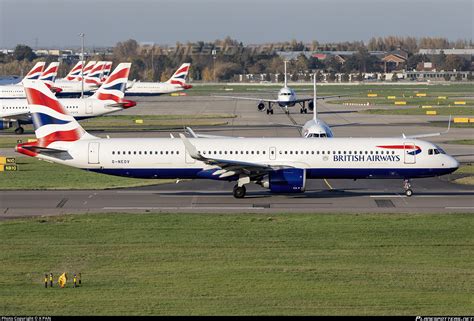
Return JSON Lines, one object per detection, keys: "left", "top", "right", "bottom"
{"left": 91, "top": 63, "right": 135, "bottom": 108}
{"left": 23, "top": 62, "right": 47, "bottom": 81}
{"left": 100, "top": 62, "right": 113, "bottom": 83}
{"left": 125, "top": 63, "right": 192, "bottom": 96}
{"left": 85, "top": 61, "right": 106, "bottom": 86}
{"left": 65, "top": 61, "right": 84, "bottom": 81}
{"left": 39, "top": 62, "right": 60, "bottom": 91}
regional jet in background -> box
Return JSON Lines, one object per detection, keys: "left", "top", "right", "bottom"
{"left": 0, "top": 62, "right": 46, "bottom": 98}
{"left": 17, "top": 79, "right": 459, "bottom": 199}
{"left": 125, "top": 63, "right": 192, "bottom": 96}
{"left": 0, "top": 63, "right": 135, "bottom": 134}
{"left": 214, "top": 61, "right": 343, "bottom": 115}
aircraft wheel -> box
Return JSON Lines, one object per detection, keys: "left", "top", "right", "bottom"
{"left": 405, "top": 189, "right": 413, "bottom": 197}
{"left": 233, "top": 185, "right": 246, "bottom": 198}
{"left": 304, "top": 108, "right": 308, "bottom": 114}
{"left": 270, "top": 109, "right": 274, "bottom": 115}
{"left": 15, "top": 127, "right": 24, "bottom": 135}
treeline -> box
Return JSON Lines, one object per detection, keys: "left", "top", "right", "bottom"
{"left": 0, "top": 36, "right": 472, "bottom": 81}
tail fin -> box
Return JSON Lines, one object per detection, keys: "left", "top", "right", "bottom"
{"left": 23, "top": 62, "right": 46, "bottom": 81}
{"left": 65, "top": 61, "right": 84, "bottom": 81}
{"left": 84, "top": 61, "right": 106, "bottom": 86}
{"left": 100, "top": 61, "right": 113, "bottom": 82}
{"left": 39, "top": 62, "right": 60, "bottom": 89}
{"left": 166, "top": 63, "right": 191, "bottom": 88}
{"left": 91, "top": 63, "right": 133, "bottom": 105}
{"left": 22, "top": 80, "right": 94, "bottom": 147}
{"left": 75, "top": 61, "right": 96, "bottom": 81}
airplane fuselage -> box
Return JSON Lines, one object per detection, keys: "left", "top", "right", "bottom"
{"left": 125, "top": 81, "right": 190, "bottom": 96}
{"left": 22, "top": 137, "right": 459, "bottom": 182}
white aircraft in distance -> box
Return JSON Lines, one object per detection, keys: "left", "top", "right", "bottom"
{"left": 0, "top": 63, "right": 136, "bottom": 134}
{"left": 54, "top": 61, "right": 100, "bottom": 97}
{"left": 0, "top": 62, "right": 46, "bottom": 98}
{"left": 125, "top": 63, "right": 192, "bottom": 96}
{"left": 18, "top": 79, "right": 459, "bottom": 199}
{"left": 214, "top": 61, "right": 344, "bottom": 115}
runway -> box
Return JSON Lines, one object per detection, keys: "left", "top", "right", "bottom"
{"left": 1, "top": 94, "right": 473, "bottom": 218}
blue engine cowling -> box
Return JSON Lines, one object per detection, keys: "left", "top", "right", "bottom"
{"left": 261, "top": 168, "right": 306, "bottom": 193}
{"left": 0, "top": 121, "right": 12, "bottom": 130}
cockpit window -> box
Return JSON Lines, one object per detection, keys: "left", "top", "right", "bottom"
{"left": 320, "top": 134, "right": 327, "bottom": 138}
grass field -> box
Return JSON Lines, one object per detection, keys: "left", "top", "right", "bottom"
{"left": 0, "top": 213, "right": 472, "bottom": 316}
{"left": 0, "top": 156, "right": 169, "bottom": 190}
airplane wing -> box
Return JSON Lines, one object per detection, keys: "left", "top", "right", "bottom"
{"left": 186, "top": 127, "right": 242, "bottom": 139}
{"left": 403, "top": 116, "right": 451, "bottom": 139}
{"left": 293, "top": 94, "right": 349, "bottom": 103}
{"left": 179, "top": 134, "right": 291, "bottom": 179}
{"left": 1, "top": 111, "right": 31, "bottom": 121}
{"left": 212, "top": 95, "right": 279, "bottom": 103}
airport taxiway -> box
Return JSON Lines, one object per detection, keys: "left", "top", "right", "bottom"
{"left": 0, "top": 95, "right": 473, "bottom": 218}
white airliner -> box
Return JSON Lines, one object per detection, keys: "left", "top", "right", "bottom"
{"left": 1, "top": 63, "right": 135, "bottom": 134}
{"left": 54, "top": 61, "right": 100, "bottom": 97}
{"left": 125, "top": 63, "right": 192, "bottom": 96}
{"left": 214, "top": 61, "right": 343, "bottom": 115}
{"left": 0, "top": 62, "right": 46, "bottom": 99}
{"left": 17, "top": 79, "right": 459, "bottom": 198}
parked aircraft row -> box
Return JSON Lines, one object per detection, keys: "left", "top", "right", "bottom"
{"left": 15, "top": 79, "right": 459, "bottom": 198}
{"left": 0, "top": 61, "right": 192, "bottom": 133}
{"left": 0, "top": 61, "right": 192, "bottom": 99}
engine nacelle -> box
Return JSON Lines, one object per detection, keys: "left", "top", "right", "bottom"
{"left": 257, "top": 102, "right": 266, "bottom": 112}
{"left": 308, "top": 100, "right": 314, "bottom": 111}
{"left": 0, "top": 121, "right": 13, "bottom": 130}
{"left": 260, "top": 168, "right": 306, "bottom": 193}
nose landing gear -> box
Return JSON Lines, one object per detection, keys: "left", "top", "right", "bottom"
{"left": 233, "top": 184, "right": 246, "bottom": 198}
{"left": 403, "top": 179, "right": 413, "bottom": 197}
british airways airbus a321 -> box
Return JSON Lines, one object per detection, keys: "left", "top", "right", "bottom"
{"left": 17, "top": 79, "right": 459, "bottom": 198}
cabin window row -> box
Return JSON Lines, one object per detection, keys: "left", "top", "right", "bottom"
{"left": 278, "top": 150, "right": 396, "bottom": 155}
{"left": 112, "top": 150, "right": 180, "bottom": 155}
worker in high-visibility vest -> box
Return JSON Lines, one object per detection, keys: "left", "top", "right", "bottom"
{"left": 49, "top": 273, "right": 53, "bottom": 287}
{"left": 73, "top": 274, "right": 77, "bottom": 288}
{"left": 44, "top": 274, "right": 48, "bottom": 288}
{"left": 58, "top": 273, "right": 67, "bottom": 288}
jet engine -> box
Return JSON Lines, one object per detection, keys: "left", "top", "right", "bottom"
{"left": 258, "top": 168, "right": 306, "bottom": 193}
{"left": 257, "top": 102, "right": 266, "bottom": 112}
{"left": 0, "top": 121, "right": 12, "bottom": 130}
{"left": 308, "top": 100, "right": 314, "bottom": 111}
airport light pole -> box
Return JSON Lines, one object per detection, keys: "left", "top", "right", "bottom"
{"left": 79, "top": 33, "right": 85, "bottom": 98}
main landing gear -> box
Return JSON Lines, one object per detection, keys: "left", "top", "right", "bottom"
{"left": 300, "top": 108, "right": 308, "bottom": 114}
{"left": 266, "top": 108, "right": 274, "bottom": 115}
{"left": 15, "top": 126, "right": 24, "bottom": 135}
{"left": 233, "top": 184, "right": 246, "bottom": 198}
{"left": 403, "top": 179, "right": 413, "bottom": 197}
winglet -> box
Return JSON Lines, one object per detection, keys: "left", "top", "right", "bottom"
{"left": 179, "top": 133, "right": 202, "bottom": 160}
{"left": 186, "top": 127, "right": 198, "bottom": 138}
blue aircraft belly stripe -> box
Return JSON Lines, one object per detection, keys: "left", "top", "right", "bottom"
{"left": 85, "top": 167, "right": 457, "bottom": 180}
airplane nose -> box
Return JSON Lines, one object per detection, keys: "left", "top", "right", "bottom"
{"left": 450, "top": 157, "right": 460, "bottom": 170}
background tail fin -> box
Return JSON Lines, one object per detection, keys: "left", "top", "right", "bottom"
{"left": 75, "top": 61, "right": 96, "bottom": 81}
{"left": 39, "top": 62, "right": 60, "bottom": 89}
{"left": 85, "top": 61, "right": 106, "bottom": 86}
{"left": 91, "top": 63, "right": 131, "bottom": 102}
{"left": 23, "top": 62, "right": 46, "bottom": 81}
{"left": 166, "top": 63, "right": 191, "bottom": 86}
{"left": 65, "top": 61, "right": 83, "bottom": 81}
{"left": 100, "top": 61, "right": 113, "bottom": 82}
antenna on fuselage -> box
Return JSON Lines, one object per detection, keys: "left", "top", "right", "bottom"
{"left": 284, "top": 60, "right": 288, "bottom": 88}
{"left": 313, "top": 72, "right": 317, "bottom": 120}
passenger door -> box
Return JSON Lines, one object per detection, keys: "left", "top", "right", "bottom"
{"left": 88, "top": 142, "right": 100, "bottom": 164}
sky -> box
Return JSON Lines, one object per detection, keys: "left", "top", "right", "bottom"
{"left": 0, "top": 0, "right": 472, "bottom": 49}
